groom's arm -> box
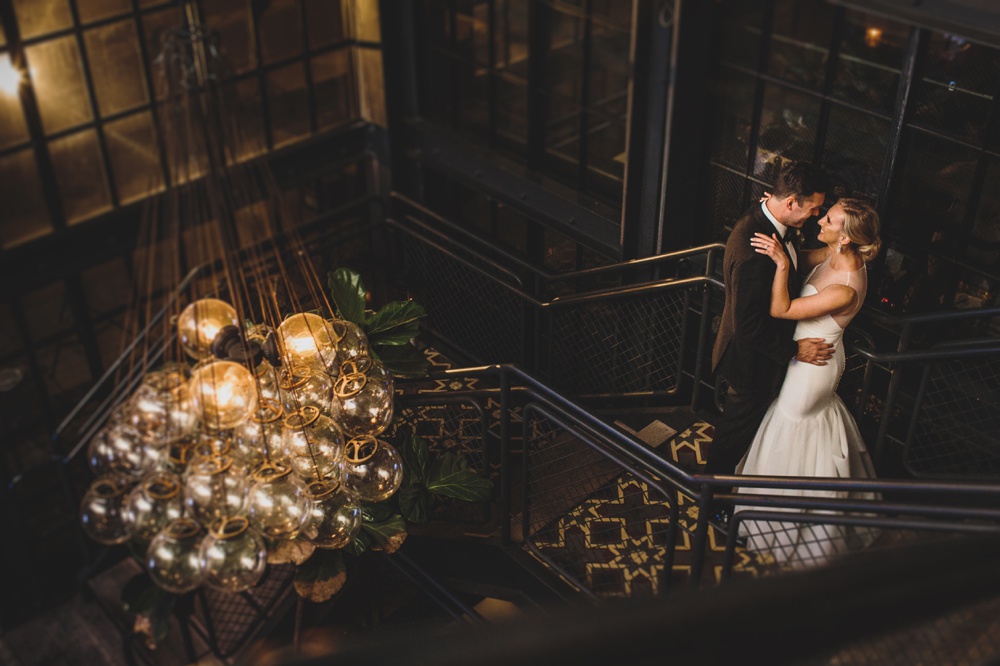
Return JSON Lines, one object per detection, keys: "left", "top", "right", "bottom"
{"left": 730, "top": 255, "right": 798, "bottom": 367}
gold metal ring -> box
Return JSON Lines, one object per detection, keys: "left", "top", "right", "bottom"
{"left": 251, "top": 461, "right": 292, "bottom": 482}
{"left": 251, "top": 399, "right": 284, "bottom": 424}
{"left": 345, "top": 435, "right": 378, "bottom": 464}
{"left": 334, "top": 371, "right": 367, "bottom": 399}
{"left": 164, "top": 518, "right": 202, "bottom": 539}
{"left": 283, "top": 405, "right": 321, "bottom": 429}
{"left": 92, "top": 475, "right": 129, "bottom": 498}
{"left": 308, "top": 478, "right": 343, "bottom": 500}
{"left": 143, "top": 473, "right": 181, "bottom": 500}
{"left": 212, "top": 515, "right": 249, "bottom": 539}
{"left": 279, "top": 365, "right": 313, "bottom": 390}
{"left": 328, "top": 319, "right": 346, "bottom": 343}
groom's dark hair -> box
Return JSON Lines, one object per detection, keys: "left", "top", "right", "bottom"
{"left": 772, "top": 161, "right": 830, "bottom": 204}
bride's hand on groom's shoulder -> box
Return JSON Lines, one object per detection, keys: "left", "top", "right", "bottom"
{"left": 751, "top": 232, "right": 788, "bottom": 270}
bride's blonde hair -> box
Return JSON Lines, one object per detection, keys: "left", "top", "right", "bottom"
{"left": 838, "top": 198, "right": 881, "bottom": 262}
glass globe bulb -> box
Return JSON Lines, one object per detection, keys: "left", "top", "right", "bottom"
{"left": 183, "top": 455, "right": 248, "bottom": 527}
{"left": 333, "top": 357, "right": 394, "bottom": 438}
{"left": 80, "top": 473, "right": 134, "bottom": 545}
{"left": 177, "top": 298, "right": 239, "bottom": 360}
{"left": 126, "top": 471, "right": 185, "bottom": 543}
{"left": 101, "top": 421, "right": 165, "bottom": 480}
{"left": 277, "top": 313, "right": 338, "bottom": 371}
{"left": 188, "top": 360, "right": 258, "bottom": 431}
{"left": 247, "top": 462, "right": 312, "bottom": 539}
{"left": 129, "top": 369, "right": 199, "bottom": 447}
{"left": 301, "top": 479, "right": 361, "bottom": 549}
{"left": 146, "top": 518, "right": 206, "bottom": 593}
{"left": 277, "top": 364, "right": 334, "bottom": 416}
{"left": 341, "top": 436, "right": 404, "bottom": 502}
{"left": 200, "top": 516, "right": 267, "bottom": 593}
{"left": 232, "top": 400, "right": 286, "bottom": 470}
{"left": 280, "top": 406, "right": 345, "bottom": 484}
{"left": 329, "top": 319, "right": 369, "bottom": 365}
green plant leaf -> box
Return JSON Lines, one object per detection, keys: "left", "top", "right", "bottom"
{"left": 361, "top": 501, "right": 394, "bottom": 523}
{"left": 397, "top": 483, "right": 428, "bottom": 524}
{"left": 427, "top": 452, "right": 494, "bottom": 502}
{"left": 361, "top": 513, "right": 407, "bottom": 554}
{"left": 365, "top": 301, "right": 425, "bottom": 344}
{"left": 343, "top": 529, "right": 372, "bottom": 557}
{"left": 372, "top": 344, "right": 430, "bottom": 378}
{"left": 401, "top": 434, "right": 432, "bottom": 485}
{"left": 122, "top": 573, "right": 169, "bottom": 616}
{"left": 328, "top": 268, "right": 367, "bottom": 325}
{"left": 293, "top": 550, "right": 347, "bottom": 602}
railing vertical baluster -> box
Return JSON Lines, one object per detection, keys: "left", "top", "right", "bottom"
{"left": 500, "top": 368, "right": 513, "bottom": 545}
{"left": 690, "top": 483, "right": 714, "bottom": 587}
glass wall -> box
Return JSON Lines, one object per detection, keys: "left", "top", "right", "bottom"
{"left": 414, "top": 0, "right": 633, "bottom": 221}
{"left": 0, "top": 0, "right": 362, "bottom": 248}
{"left": 703, "top": 0, "right": 1000, "bottom": 314}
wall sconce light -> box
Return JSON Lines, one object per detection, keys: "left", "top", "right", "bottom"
{"left": 865, "top": 27, "right": 883, "bottom": 48}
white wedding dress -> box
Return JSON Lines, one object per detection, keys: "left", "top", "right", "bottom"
{"left": 735, "top": 256, "right": 878, "bottom": 569}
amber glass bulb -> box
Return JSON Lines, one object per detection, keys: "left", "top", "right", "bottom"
{"left": 126, "top": 471, "right": 185, "bottom": 542}
{"left": 188, "top": 360, "right": 258, "bottom": 431}
{"left": 277, "top": 313, "right": 338, "bottom": 371}
{"left": 246, "top": 463, "right": 312, "bottom": 539}
{"left": 334, "top": 357, "right": 394, "bottom": 438}
{"left": 128, "top": 368, "right": 199, "bottom": 447}
{"left": 279, "top": 406, "right": 345, "bottom": 484}
{"left": 183, "top": 455, "right": 248, "bottom": 527}
{"left": 177, "top": 298, "right": 239, "bottom": 360}
{"left": 341, "top": 436, "right": 404, "bottom": 502}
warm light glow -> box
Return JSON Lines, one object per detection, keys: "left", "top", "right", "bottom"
{"left": 177, "top": 298, "right": 239, "bottom": 359}
{"left": 865, "top": 27, "right": 883, "bottom": 48}
{"left": 277, "top": 313, "right": 338, "bottom": 369}
{"left": 0, "top": 55, "right": 23, "bottom": 96}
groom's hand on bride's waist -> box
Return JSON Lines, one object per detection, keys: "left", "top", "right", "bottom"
{"left": 795, "top": 337, "right": 834, "bottom": 365}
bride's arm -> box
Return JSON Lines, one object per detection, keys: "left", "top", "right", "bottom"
{"left": 751, "top": 233, "right": 856, "bottom": 321}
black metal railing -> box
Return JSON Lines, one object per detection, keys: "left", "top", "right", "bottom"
{"left": 396, "top": 364, "right": 1000, "bottom": 598}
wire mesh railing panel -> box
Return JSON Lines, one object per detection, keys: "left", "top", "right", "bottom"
{"left": 404, "top": 239, "right": 525, "bottom": 365}
{"left": 191, "top": 563, "right": 295, "bottom": 658}
{"left": 796, "top": 593, "right": 1000, "bottom": 666}
{"left": 904, "top": 357, "right": 1000, "bottom": 478}
{"left": 387, "top": 397, "right": 491, "bottom": 523}
{"left": 522, "top": 408, "right": 677, "bottom": 599}
{"left": 733, "top": 510, "right": 976, "bottom": 575}
{"left": 544, "top": 290, "right": 688, "bottom": 395}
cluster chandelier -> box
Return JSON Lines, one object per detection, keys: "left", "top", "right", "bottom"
{"left": 76, "top": 14, "right": 404, "bottom": 596}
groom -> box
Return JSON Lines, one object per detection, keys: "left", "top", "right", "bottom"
{"left": 706, "top": 161, "right": 834, "bottom": 479}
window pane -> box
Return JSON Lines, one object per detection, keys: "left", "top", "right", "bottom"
{"left": 26, "top": 37, "right": 93, "bottom": 135}
{"left": 0, "top": 149, "right": 51, "bottom": 247}
{"left": 753, "top": 84, "right": 820, "bottom": 180}
{"left": 0, "top": 55, "right": 29, "bottom": 150}
{"left": 258, "top": 0, "right": 303, "bottom": 65}
{"left": 718, "top": 0, "right": 766, "bottom": 68}
{"left": 304, "top": 0, "right": 344, "bottom": 49}
{"left": 12, "top": 0, "right": 73, "bottom": 40}
{"left": 49, "top": 129, "right": 113, "bottom": 224}
{"left": 201, "top": 0, "right": 255, "bottom": 75}
{"left": 143, "top": 7, "right": 184, "bottom": 100}
{"left": 312, "top": 50, "right": 354, "bottom": 130}
{"left": 76, "top": 0, "right": 130, "bottom": 24}
{"left": 266, "top": 62, "right": 310, "bottom": 148}
{"left": 911, "top": 33, "right": 1000, "bottom": 145}
{"left": 831, "top": 11, "right": 907, "bottom": 116}
{"left": 968, "top": 158, "right": 1000, "bottom": 268}
{"left": 85, "top": 20, "right": 148, "bottom": 117}
{"left": 707, "top": 68, "right": 756, "bottom": 170}
{"left": 766, "top": 0, "right": 835, "bottom": 90}
{"left": 822, "top": 105, "right": 888, "bottom": 199}
{"left": 226, "top": 78, "right": 266, "bottom": 161}
{"left": 104, "top": 111, "right": 162, "bottom": 204}
{"left": 891, "top": 131, "right": 976, "bottom": 243}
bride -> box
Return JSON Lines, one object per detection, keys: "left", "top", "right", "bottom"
{"left": 734, "top": 197, "right": 882, "bottom": 569}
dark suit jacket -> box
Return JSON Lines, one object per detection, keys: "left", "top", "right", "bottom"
{"left": 712, "top": 204, "right": 800, "bottom": 392}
